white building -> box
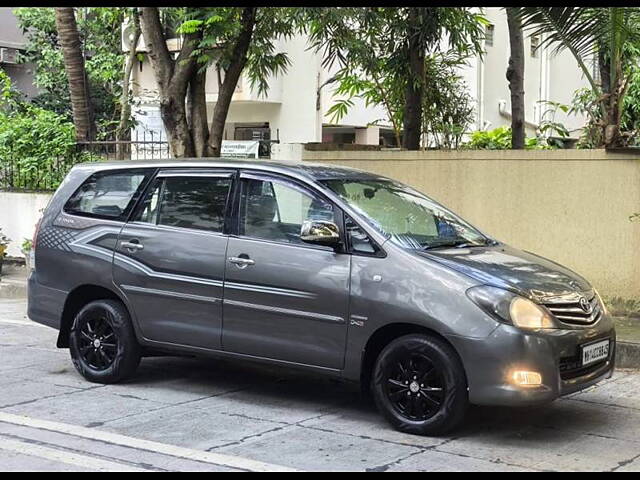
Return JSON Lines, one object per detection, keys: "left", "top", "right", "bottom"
{"left": 128, "top": 7, "right": 590, "bottom": 152}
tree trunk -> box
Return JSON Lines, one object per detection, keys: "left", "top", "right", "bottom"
{"left": 140, "top": 7, "right": 200, "bottom": 157}
{"left": 402, "top": 9, "right": 424, "bottom": 151}
{"left": 599, "top": 45, "right": 622, "bottom": 148}
{"left": 598, "top": 49, "right": 611, "bottom": 96}
{"left": 188, "top": 69, "right": 209, "bottom": 157}
{"left": 206, "top": 7, "right": 257, "bottom": 157}
{"left": 506, "top": 8, "right": 525, "bottom": 149}
{"left": 604, "top": 83, "right": 622, "bottom": 148}
{"left": 116, "top": 11, "right": 141, "bottom": 160}
{"left": 160, "top": 93, "right": 194, "bottom": 157}
{"left": 55, "top": 7, "right": 96, "bottom": 142}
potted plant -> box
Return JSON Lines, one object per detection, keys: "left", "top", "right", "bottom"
{"left": 0, "top": 230, "right": 10, "bottom": 278}
{"left": 21, "top": 238, "right": 33, "bottom": 271}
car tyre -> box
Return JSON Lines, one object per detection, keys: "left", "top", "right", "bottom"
{"left": 69, "top": 299, "right": 141, "bottom": 384}
{"left": 371, "top": 334, "right": 468, "bottom": 436}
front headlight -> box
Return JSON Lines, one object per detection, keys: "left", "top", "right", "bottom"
{"left": 509, "top": 297, "right": 555, "bottom": 329}
{"left": 467, "top": 285, "right": 556, "bottom": 330}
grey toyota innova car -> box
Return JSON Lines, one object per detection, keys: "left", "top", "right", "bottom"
{"left": 28, "top": 159, "right": 615, "bottom": 435}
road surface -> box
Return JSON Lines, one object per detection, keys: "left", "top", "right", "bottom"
{"left": 1, "top": 298, "right": 639, "bottom": 472}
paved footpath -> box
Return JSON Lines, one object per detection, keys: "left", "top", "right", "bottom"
{"left": 1, "top": 298, "right": 639, "bottom": 472}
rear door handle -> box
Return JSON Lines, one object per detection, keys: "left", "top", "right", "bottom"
{"left": 121, "top": 240, "right": 144, "bottom": 252}
{"left": 228, "top": 256, "right": 255, "bottom": 268}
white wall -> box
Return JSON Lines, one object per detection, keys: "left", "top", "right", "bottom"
{"left": 0, "top": 192, "right": 51, "bottom": 258}
{"left": 274, "top": 34, "right": 323, "bottom": 143}
{"left": 271, "top": 142, "right": 304, "bottom": 161}
{"left": 547, "top": 49, "right": 591, "bottom": 134}
{"left": 479, "top": 7, "right": 589, "bottom": 135}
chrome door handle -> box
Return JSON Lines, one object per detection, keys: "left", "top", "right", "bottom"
{"left": 121, "top": 241, "right": 144, "bottom": 252}
{"left": 228, "top": 256, "right": 255, "bottom": 267}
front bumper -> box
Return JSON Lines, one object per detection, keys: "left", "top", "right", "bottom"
{"left": 446, "top": 316, "right": 616, "bottom": 406}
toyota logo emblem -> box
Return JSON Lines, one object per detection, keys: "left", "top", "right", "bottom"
{"left": 579, "top": 296, "right": 593, "bottom": 314}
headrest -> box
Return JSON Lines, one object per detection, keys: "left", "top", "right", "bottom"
{"left": 246, "top": 195, "right": 277, "bottom": 224}
{"left": 306, "top": 197, "right": 334, "bottom": 222}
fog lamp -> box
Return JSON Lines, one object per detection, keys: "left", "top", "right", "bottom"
{"left": 511, "top": 370, "right": 542, "bottom": 387}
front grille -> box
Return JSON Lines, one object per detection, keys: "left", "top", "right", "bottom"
{"left": 558, "top": 338, "right": 614, "bottom": 381}
{"left": 543, "top": 292, "right": 603, "bottom": 326}
{"left": 559, "top": 357, "right": 608, "bottom": 380}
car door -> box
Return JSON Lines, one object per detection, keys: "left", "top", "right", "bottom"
{"left": 113, "top": 168, "right": 234, "bottom": 350}
{"left": 222, "top": 171, "right": 351, "bottom": 370}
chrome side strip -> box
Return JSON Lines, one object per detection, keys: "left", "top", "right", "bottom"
{"left": 224, "top": 281, "right": 316, "bottom": 299}
{"left": 121, "top": 285, "right": 221, "bottom": 304}
{"left": 224, "top": 299, "right": 344, "bottom": 325}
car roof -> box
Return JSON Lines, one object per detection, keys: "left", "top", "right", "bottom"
{"left": 74, "top": 157, "right": 386, "bottom": 183}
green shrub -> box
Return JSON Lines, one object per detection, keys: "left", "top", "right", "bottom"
{"left": 463, "top": 126, "right": 513, "bottom": 149}
{"left": 0, "top": 229, "right": 10, "bottom": 258}
{"left": 605, "top": 296, "right": 640, "bottom": 318}
{"left": 462, "top": 126, "right": 557, "bottom": 150}
{"left": 0, "top": 72, "right": 100, "bottom": 190}
{"left": 21, "top": 238, "right": 33, "bottom": 252}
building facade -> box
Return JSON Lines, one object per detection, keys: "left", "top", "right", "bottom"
{"left": 129, "top": 7, "right": 590, "bottom": 150}
{"left": 0, "top": 7, "right": 37, "bottom": 99}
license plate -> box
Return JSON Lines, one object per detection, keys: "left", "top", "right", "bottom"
{"left": 581, "top": 339, "right": 610, "bottom": 367}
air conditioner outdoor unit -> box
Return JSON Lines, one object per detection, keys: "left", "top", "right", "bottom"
{"left": 0, "top": 48, "right": 19, "bottom": 64}
{"left": 121, "top": 21, "right": 144, "bottom": 52}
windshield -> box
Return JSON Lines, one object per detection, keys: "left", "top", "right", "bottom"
{"left": 322, "top": 178, "right": 492, "bottom": 250}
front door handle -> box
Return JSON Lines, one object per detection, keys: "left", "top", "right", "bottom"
{"left": 228, "top": 256, "right": 255, "bottom": 268}
{"left": 121, "top": 240, "right": 144, "bottom": 252}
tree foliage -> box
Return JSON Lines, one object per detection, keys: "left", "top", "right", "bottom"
{"left": 180, "top": 8, "right": 300, "bottom": 95}
{"left": 306, "top": 7, "right": 486, "bottom": 149}
{"left": 0, "top": 71, "right": 98, "bottom": 190}
{"left": 141, "top": 7, "right": 305, "bottom": 156}
{"left": 421, "top": 52, "right": 476, "bottom": 149}
{"left": 511, "top": 7, "right": 640, "bottom": 147}
{"left": 14, "top": 7, "right": 128, "bottom": 139}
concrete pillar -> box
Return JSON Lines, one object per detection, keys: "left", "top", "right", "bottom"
{"left": 355, "top": 126, "right": 380, "bottom": 145}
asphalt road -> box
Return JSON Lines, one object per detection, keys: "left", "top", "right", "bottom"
{"left": 1, "top": 298, "right": 639, "bottom": 472}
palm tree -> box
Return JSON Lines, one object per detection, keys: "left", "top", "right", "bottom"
{"left": 506, "top": 8, "right": 525, "bottom": 149}
{"left": 54, "top": 7, "right": 96, "bottom": 141}
{"left": 512, "top": 7, "right": 640, "bottom": 148}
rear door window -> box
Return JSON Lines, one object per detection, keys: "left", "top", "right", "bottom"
{"left": 134, "top": 174, "right": 232, "bottom": 233}
{"left": 64, "top": 169, "right": 151, "bottom": 220}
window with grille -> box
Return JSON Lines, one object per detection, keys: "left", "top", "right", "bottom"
{"left": 485, "top": 24, "right": 495, "bottom": 47}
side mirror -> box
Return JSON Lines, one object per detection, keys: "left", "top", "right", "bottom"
{"left": 300, "top": 220, "right": 341, "bottom": 248}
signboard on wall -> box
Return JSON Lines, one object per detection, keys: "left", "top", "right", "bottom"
{"left": 221, "top": 140, "right": 260, "bottom": 158}
{"left": 131, "top": 106, "right": 171, "bottom": 159}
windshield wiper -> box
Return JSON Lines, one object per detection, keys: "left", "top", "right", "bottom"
{"left": 422, "top": 238, "right": 495, "bottom": 250}
{"left": 422, "top": 239, "right": 471, "bottom": 250}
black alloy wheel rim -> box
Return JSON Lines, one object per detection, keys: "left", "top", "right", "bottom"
{"left": 385, "top": 352, "right": 446, "bottom": 421}
{"left": 78, "top": 315, "right": 118, "bottom": 371}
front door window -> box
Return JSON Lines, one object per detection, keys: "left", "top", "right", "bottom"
{"left": 240, "top": 177, "right": 335, "bottom": 245}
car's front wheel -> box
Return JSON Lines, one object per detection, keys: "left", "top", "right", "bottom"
{"left": 371, "top": 334, "right": 468, "bottom": 436}
{"left": 69, "top": 299, "right": 141, "bottom": 384}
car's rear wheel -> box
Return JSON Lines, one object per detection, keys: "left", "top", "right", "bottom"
{"left": 371, "top": 334, "right": 468, "bottom": 436}
{"left": 69, "top": 299, "right": 141, "bottom": 384}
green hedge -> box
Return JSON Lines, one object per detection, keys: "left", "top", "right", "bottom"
{"left": 0, "top": 103, "right": 100, "bottom": 191}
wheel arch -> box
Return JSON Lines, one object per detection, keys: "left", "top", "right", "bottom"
{"left": 57, "top": 284, "right": 126, "bottom": 348}
{"left": 359, "top": 322, "right": 467, "bottom": 394}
